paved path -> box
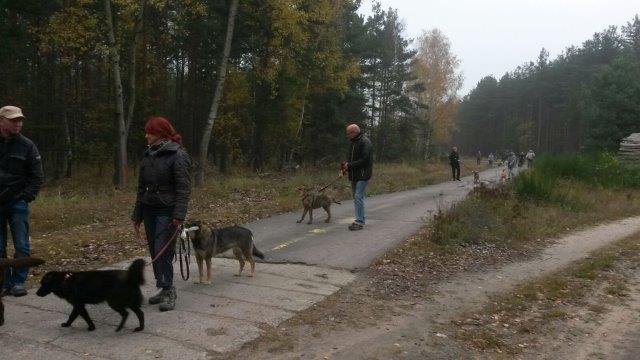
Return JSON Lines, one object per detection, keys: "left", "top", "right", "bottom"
{"left": 0, "top": 169, "right": 497, "bottom": 359}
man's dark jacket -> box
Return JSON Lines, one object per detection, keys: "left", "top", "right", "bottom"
{"left": 0, "top": 134, "right": 44, "bottom": 205}
{"left": 347, "top": 134, "right": 373, "bottom": 182}
{"left": 449, "top": 151, "right": 460, "bottom": 167}
{"left": 132, "top": 141, "right": 191, "bottom": 222}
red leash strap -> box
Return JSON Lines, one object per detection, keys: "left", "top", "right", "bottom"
{"left": 149, "top": 225, "right": 182, "bottom": 264}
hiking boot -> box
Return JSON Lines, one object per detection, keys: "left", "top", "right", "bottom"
{"left": 348, "top": 222, "right": 364, "bottom": 231}
{"left": 159, "top": 287, "right": 176, "bottom": 312}
{"left": 10, "top": 285, "right": 27, "bottom": 297}
{"left": 148, "top": 289, "right": 168, "bottom": 305}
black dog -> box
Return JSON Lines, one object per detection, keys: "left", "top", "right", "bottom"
{"left": 0, "top": 257, "right": 45, "bottom": 326}
{"left": 36, "top": 259, "right": 145, "bottom": 332}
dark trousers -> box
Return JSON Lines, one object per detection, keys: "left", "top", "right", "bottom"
{"left": 143, "top": 206, "right": 175, "bottom": 289}
{"left": 451, "top": 164, "right": 460, "bottom": 180}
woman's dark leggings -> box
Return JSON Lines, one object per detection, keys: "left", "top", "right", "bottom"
{"left": 143, "top": 207, "right": 175, "bottom": 290}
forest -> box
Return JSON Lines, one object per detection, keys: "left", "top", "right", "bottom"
{"left": 0, "top": 0, "right": 462, "bottom": 186}
{"left": 456, "top": 15, "right": 640, "bottom": 157}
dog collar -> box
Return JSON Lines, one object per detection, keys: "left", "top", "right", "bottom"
{"left": 63, "top": 273, "right": 73, "bottom": 281}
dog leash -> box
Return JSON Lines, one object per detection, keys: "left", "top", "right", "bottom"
{"left": 317, "top": 175, "right": 343, "bottom": 193}
{"left": 146, "top": 225, "right": 182, "bottom": 264}
{"left": 178, "top": 229, "right": 191, "bottom": 281}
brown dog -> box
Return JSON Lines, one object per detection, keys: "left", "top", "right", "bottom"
{"left": 0, "top": 257, "right": 45, "bottom": 326}
{"left": 296, "top": 187, "right": 341, "bottom": 224}
{"left": 181, "top": 221, "right": 264, "bottom": 284}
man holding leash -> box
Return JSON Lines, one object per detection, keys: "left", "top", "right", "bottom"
{"left": 0, "top": 105, "right": 44, "bottom": 297}
{"left": 341, "top": 124, "right": 372, "bottom": 231}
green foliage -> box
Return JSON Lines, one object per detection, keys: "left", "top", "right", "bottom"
{"left": 514, "top": 171, "right": 557, "bottom": 203}
{"left": 533, "top": 153, "right": 640, "bottom": 188}
{"left": 458, "top": 15, "right": 640, "bottom": 155}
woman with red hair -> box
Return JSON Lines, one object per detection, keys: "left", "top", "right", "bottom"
{"left": 131, "top": 117, "right": 191, "bottom": 312}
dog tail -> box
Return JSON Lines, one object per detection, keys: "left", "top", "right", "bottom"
{"left": 0, "top": 257, "right": 45, "bottom": 269}
{"left": 252, "top": 241, "right": 265, "bottom": 260}
{"left": 127, "top": 258, "right": 146, "bottom": 286}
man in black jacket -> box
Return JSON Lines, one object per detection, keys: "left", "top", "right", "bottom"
{"left": 0, "top": 106, "right": 44, "bottom": 297}
{"left": 342, "top": 124, "right": 373, "bottom": 231}
{"left": 449, "top": 146, "right": 461, "bottom": 181}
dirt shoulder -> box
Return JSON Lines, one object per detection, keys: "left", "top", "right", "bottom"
{"left": 211, "top": 211, "right": 640, "bottom": 359}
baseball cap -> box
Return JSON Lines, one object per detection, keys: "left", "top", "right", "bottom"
{"left": 0, "top": 106, "right": 25, "bottom": 119}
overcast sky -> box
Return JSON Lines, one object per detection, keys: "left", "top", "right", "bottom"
{"left": 359, "top": 0, "right": 639, "bottom": 96}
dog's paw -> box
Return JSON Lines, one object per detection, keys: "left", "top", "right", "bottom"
{"left": 133, "top": 326, "right": 144, "bottom": 332}
{"left": 307, "top": 222, "right": 312, "bottom": 225}
{"left": 233, "top": 273, "right": 241, "bottom": 277}
{"left": 247, "top": 274, "right": 254, "bottom": 278}
{"left": 88, "top": 325, "right": 96, "bottom": 331}
{"left": 193, "top": 280, "right": 202, "bottom": 284}
{"left": 325, "top": 220, "right": 330, "bottom": 223}
{"left": 296, "top": 219, "right": 302, "bottom": 223}
{"left": 61, "top": 322, "right": 71, "bottom": 328}
{"left": 115, "top": 326, "right": 123, "bottom": 332}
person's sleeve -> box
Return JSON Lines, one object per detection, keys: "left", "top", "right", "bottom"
{"left": 131, "top": 165, "right": 145, "bottom": 222}
{"left": 21, "top": 143, "right": 44, "bottom": 202}
{"left": 172, "top": 151, "right": 192, "bottom": 220}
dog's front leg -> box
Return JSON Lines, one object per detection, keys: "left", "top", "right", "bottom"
{"left": 307, "top": 208, "right": 313, "bottom": 224}
{"left": 62, "top": 305, "right": 81, "bottom": 328}
{"left": 78, "top": 305, "right": 96, "bottom": 331}
{"left": 324, "top": 205, "right": 331, "bottom": 223}
{"left": 297, "top": 208, "right": 308, "bottom": 223}
{"left": 131, "top": 306, "right": 145, "bottom": 332}
{"left": 114, "top": 307, "right": 129, "bottom": 332}
{"left": 204, "top": 257, "right": 212, "bottom": 284}
{"left": 195, "top": 253, "right": 204, "bottom": 284}
{"left": 0, "top": 299, "right": 4, "bottom": 326}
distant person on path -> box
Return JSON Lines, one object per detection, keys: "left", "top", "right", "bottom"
{"left": 132, "top": 117, "right": 191, "bottom": 312}
{"left": 488, "top": 152, "right": 495, "bottom": 167}
{"left": 507, "top": 151, "right": 518, "bottom": 179}
{"left": 0, "top": 105, "right": 44, "bottom": 297}
{"left": 526, "top": 149, "right": 536, "bottom": 168}
{"left": 476, "top": 150, "right": 482, "bottom": 166}
{"left": 518, "top": 151, "right": 526, "bottom": 167}
{"left": 449, "top": 146, "right": 461, "bottom": 181}
{"left": 342, "top": 124, "right": 373, "bottom": 231}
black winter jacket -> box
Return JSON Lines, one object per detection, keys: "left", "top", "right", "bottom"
{"left": 0, "top": 134, "right": 44, "bottom": 205}
{"left": 347, "top": 134, "right": 373, "bottom": 181}
{"left": 132, "top": 141, "right": 191, "bottom": 221}
{"left": 449, "top": 151, "right": 460, "bottom": 166}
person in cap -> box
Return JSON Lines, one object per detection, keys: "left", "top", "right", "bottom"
{"left": 132, "top": 117, "right": 191, "bottom": 312}
{"left": 0, "top": 105, "right": 44, "bottom": 297}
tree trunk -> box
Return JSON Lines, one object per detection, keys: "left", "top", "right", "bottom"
{"left": 125, "top": 0, "right": 145, "bottom": 141}
{"left": 195, "top": 0, "right": 239, "bottom": 186}
{"left": 104, "top": 0, "right": 127, "bottom": 188}
{"left": 288, "top": 75, "right": 310, "bottom": 163}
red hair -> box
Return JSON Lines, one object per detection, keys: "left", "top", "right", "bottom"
{"left": 144, "top": 117, "right": 183, "bottom": 146}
